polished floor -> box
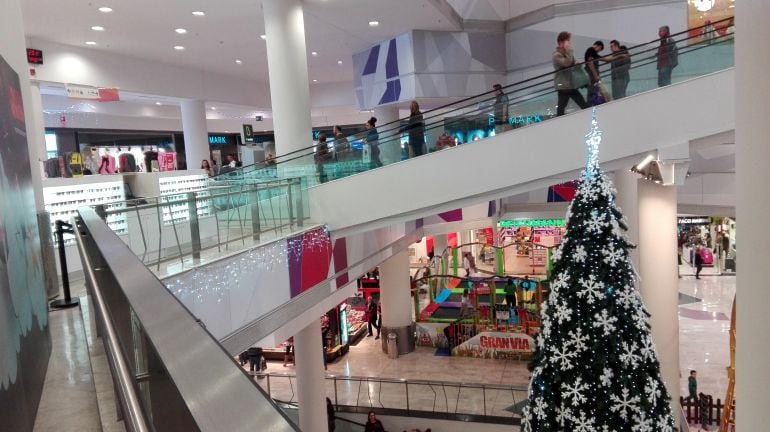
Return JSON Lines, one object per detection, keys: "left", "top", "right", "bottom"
{"left": 37, "top": 272, "right": 734, "bottom": 430}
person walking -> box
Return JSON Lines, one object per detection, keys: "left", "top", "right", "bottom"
{"left": 315, "top": 133, "right": 332, "bottom": 183}
{"left": 698, "top": 392, "right": 710, "bottom": 431}
{"left": 492, "top": 83, "right": 510, "bottom": 134}
{"left": 364, "top": 117, "right": 382, "bottom": 167}
{"left": 333, "top": 125, "right": 351, "bottom": 161}
{"left": 687, "top": 370, "right": 698, "bottom": 403}
{"left": 366, "top": 297, "right": 380, "bottom": 338}
{"left": 694, "top": 246, "right": 704, "bottom": 279}
{"left": 282, "top": 337, "right": 294, "bottom": 367}
{"left": 604, "top": 40, "right": 631, "bottom": 99}
{"left": 584, "top": 40, "right": 605, "bottom": 105}
{"left": 406, "top": 101, "right": 425, "bottom": 157}
{"left": 364, "top": 411, "right": 385, "bottom": 432}
{"left": 553, "top": 31, "right": 589, "bottom": 116}
{"left": 656, "top": 25, "right": 678, "bottom": 87}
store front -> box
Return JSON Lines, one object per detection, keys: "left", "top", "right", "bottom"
{"left": 678, "top": 215, "right": 736, "bottom": 274}
{"left": 498, "top": 218, "right": 565, "bottom": 276}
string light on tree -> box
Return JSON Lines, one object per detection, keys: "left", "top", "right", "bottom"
{"left": 521, "top": 109, "right": 675, "bottom": 431}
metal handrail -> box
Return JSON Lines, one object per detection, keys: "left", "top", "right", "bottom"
{"left": 74, "top": 218, "right": 151, "bottom": 432}
{"left": 75, "top": 207, "right": 299, "bottom": 431}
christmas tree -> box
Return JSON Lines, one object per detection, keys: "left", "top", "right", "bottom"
{"left": 521, "top": 111, "right": 675, "bottom": 431}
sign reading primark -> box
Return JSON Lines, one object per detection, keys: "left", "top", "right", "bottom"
{"left": 498, "top": 218, "right": 565, "bottom": 229}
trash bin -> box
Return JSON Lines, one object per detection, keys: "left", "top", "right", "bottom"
{"left": 387, "top": 333, "right": 398, "bottom": 359}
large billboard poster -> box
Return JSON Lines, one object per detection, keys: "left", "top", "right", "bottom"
{"left": 0, "top": 52, "right": 50, "bottom": 432}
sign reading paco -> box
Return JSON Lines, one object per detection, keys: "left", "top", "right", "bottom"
{"left": 453, "top": 332, "right": 534, "bottom": 359}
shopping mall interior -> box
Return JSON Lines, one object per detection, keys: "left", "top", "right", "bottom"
{"left": 0, "top": 0, "right": 767, "bottom": 431}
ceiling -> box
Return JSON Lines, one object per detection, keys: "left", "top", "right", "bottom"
{"left": 447, "top": 0, "right": 579, "bottom": 21}
{"left": 21, "top": 0, "right": 461, "bottom": 85}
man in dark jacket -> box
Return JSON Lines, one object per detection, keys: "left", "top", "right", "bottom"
{"left": 247, "top": 346, "right": 264, "bottom": 375}
{"left": 657, "top": 25, "right": 678, "bottom": 86}
{"left": 694, "top": 246, "right": 704, "bottom": 279}
{"left": 604, "top": 40, "right": 631, "bottom": 99}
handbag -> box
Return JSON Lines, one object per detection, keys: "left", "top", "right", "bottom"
{"left": 598, "top": 81, "right": 612, "bottom": 102}
{"left": 571, "top": 67, "right": 589, "bottom": 89}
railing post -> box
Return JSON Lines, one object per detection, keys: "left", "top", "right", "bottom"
{"left": 334, "top": 376, "right": 338, "bottom": 408}
{"left": 405, "top": 381, "right": 410, "bottom": 415}
{"left": 250, "top": 185, "right": 261, "bottom": 241}
{"left": 286, "top": 181, "right": 295, "bottom": 227}
{"left": 294, "top": 178, "right": 304, "bottom": 228}
{"left": 50, "top": 220, "right": 79, "bottom": 309}
{"left": 266, "top": 373, "right": 271, "bottom": 399}
{"left": 483, "top": 386, "right": 487, "bottom": 416}
{"left": 186, "top": 192, "right": 201, "bottom": 261}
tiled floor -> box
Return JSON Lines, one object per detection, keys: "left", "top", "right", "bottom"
{"left": 249, "top": 274, "right": 735, "bottom": 421}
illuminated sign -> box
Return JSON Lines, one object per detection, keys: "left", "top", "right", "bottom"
{"left": 27, "top": 48, "right": 43, "bottom": 64}
{"left": 678, "top": 216, "right": 710, "bottom": 225}
{"left": 488, "top": 115, "right": 543, "bottom": 126}
{"left": 498, "top": 219, "right": 565, "bottom": 228}
{"left": 208, "top": 135, "right": 228, "bottom": 145}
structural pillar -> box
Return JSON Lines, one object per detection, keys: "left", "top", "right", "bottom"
{"left": 373, "top": 105, "right": 401, "bottom": 165}
{"left": 379, "top": 249, "right": 415, "bottom": 354}
{"left": 637, "top": 180, "right": 679, "bottom": 426}
{"left": 613, "top": 169, "right": 641, "bottom": 270}
{"left": 27, "top": 81, "right": 46, "bottom": 210}
{"left": 735, "top": 1, "right": 770, "bottom": 429}
{"left": 433, "top": 234, "right": 448, "bottom": 292}
{"left": 293, "top": 322, "right": 326, "bottom": 432}
{"left": 263, "top": 0, "right": 313, "bottom": 156}
{"left": 180, "top": 99, "right": 210, "bottom": 170}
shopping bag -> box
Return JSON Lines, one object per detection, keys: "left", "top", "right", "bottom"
{"left": 598, "top": 81, "right": 612, "bottom": 102}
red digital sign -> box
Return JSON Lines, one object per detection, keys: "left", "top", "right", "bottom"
{"left": 27, "top": 48, "right": 43, "bottom": 65}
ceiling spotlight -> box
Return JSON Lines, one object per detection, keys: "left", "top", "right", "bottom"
{"left": 630, "top": 157, "right": 663, "bottom": 183}
{"left": 337, "top": 60, "right": 343, "bottom": 65}
{"left": 260, "top": 34, "right": 267, "bottom": 40}
{"left": 368, "top": 21, "right": 380, "bottom": 27}
{"left": 91, "top": 26, "right": 105, "bottom": 31}
{"left": 98, "top": 7, "right": 113, "bottom": 13}
{"left": 235, "top": 59, "right": 243, "bottom": 64}
{"left": 313, "top": 79, "right": 318, "bottom": 82}
{"left": 155, "top": 102, "right": 162, "bottom": 105}
{"left": 175, "top": 28, "right": 187, "bottom": 34}
{"left": 211, "top": 106, "right": 217, "bottom": 110}
{"left": 85, "top": 41, "right": 97, "bottom": 45}
{"left": 311, "top": 51, "right": 318, "bottom": 56}
{"left": 173, "top": 45, "right": 185, "bottom": 51}
{"left": 192, "top": 11, "right": 205, "bottom": 16}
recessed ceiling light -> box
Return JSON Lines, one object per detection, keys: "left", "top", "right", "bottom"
{"left": 313, "top": 79, "right": 318, "bottom": 82}
{"left": 235, "top": 59, "right": 243, "bottom": 64}
{"left": 311, "top": 51, "right": 318, "bottom": 56}
{"left": 173, "top": 45, "right": 185, "bottom": 51}
{"left": 260, "top": 34, "right": 267, "bottom": 40}
{"left": 368, "top": 21, "right": 380, "bottom": 27}
{"left": 85, "top": 41, "right": 97, "bottom": 46}
{"left": 192, "top": 11, "right": 205, "bottom": 16}
{"left": 211, "top": 106, "right": 217, "bottom": 110}
{"left": 155, "top": 102, "right": 162, "bottom": 105}
{"left": 175, "top": 28, "right": 187, "bottom": 34}
{"left": 98, "top": 7, "right": 113, "bottom": 13}
{"left": 91, "top": 26, "right": 105, "bottom": 31}
{"left": 337, "top": 60, "right": 343, "bottom": 65}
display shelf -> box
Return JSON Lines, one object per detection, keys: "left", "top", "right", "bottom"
{"left": 158, "top": 173, "right": 211, "bottom": 225}
{"left": 43, "top": 179, "right": 126, "bottom": 244}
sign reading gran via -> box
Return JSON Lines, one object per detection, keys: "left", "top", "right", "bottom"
{"left": 497, "top": 218, "right": 565, "bottom": 228}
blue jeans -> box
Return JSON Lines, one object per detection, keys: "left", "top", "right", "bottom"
{"left": 658, "top": 67, "right": 673, "bottom": 87}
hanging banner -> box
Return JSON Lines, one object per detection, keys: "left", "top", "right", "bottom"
{"left": 452, "top": 331, "right": 534, "bottom": 358}
{"left": 65, "top": 84, "right": 121, "bottom": 102}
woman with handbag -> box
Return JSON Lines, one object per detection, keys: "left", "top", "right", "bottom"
{"left": 552, "top": 31, "right": 589, "bottom": 116}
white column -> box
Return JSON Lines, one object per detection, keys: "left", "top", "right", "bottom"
{"left": 262, "top": 0, "right": 313, "bottom": 156}
{"left": 373, "top": 105, "right": 401, "bottom": 165}
{"left": 613, "top": 169, "right": 640, "bottom": 270}
{"left": 180, "top": 99, "right": 210, "bottom": 170}
{"left": 293, "top": 322, "right": 326, "bottom": 432}
{"left": 379, "top": 249, "right": 415, "bottom": 354}
{"left": 637, "top": 180, "right": 680, "bottom": 425}
{"left": 28, "top": 82, "right": 47, "bottom": 210}
{"left": 736, "top": 1, "right": 770, "bottom": 428}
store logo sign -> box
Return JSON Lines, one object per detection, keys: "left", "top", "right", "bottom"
{"left": 488, "top": 115, "right": 543, "bottom": 126}
{"left": 498, "top": 218, "right": 565, "bottom": 228}
{"left": 209, "top": 136, "right": 228, "bottom": 145}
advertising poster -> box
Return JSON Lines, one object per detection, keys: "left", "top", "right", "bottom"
{"left": 0, "top": 52, "right": 51, "bottom": 432}
{"left": 452, "top": 332, "right": 534, "bottom": 359}
{"left": 159, "top": 152, "right": 177, "bottom": 172}
{"left": 416, "top": 322, "right": 448, "bottom": 347}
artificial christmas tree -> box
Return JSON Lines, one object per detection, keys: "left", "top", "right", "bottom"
{"left": 521, "top": 111, "right": 675, "bottom": 431}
